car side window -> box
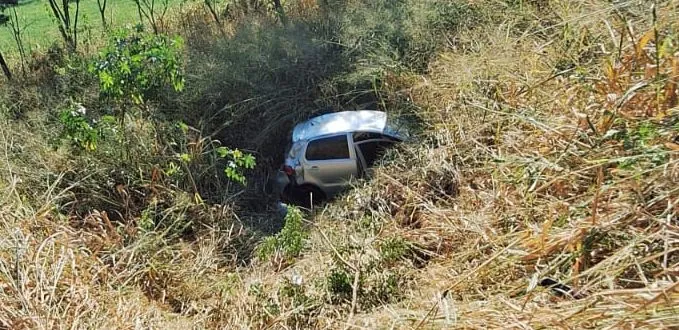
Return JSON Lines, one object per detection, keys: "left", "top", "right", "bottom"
{"left": 306, "top": 135, "right": 350, "bottom": 160}
{"left": 356, "top": 140, "right": 395, "bottom": 167}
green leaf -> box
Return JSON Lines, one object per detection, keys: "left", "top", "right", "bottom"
{"left": 216, "top": 147, "right": 229, "bottom": 158}
{"left": 120, "top": 61, "right": 131, "bottom": 74}
{"left": 243, "top": 154, "right": 256, "bottom": 169}
{"left": 179, "top": 153, "right": 192, "bottom": 163}
{"left": 99, "top": 71, "right": 114, "bottom": 89}
{"left": 132, "top": 93, "right": 144, "bottom": 104}
{"left": 177, "top": 121, "right": 189, "bottom": 134}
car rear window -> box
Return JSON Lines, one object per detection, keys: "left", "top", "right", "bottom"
{"left": 306, "top": 135, "right": 350, "bottom": 160}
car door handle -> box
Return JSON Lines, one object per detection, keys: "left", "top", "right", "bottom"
{"left": 310, "top": 166, "right": 319, "bottom": 170}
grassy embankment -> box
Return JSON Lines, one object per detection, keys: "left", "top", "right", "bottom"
{"left": 0, "top": 0, "right": 678, "bottom": 328}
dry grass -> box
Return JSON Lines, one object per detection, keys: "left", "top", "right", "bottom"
{"left": 1, "top": 0, "right": 678, "bottom": 329}
{"left": 279, "top": 0, "right": 679, "bottom": 328}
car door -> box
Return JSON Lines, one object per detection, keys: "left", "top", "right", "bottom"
{"left": 353, "top": 135, "right": 398, "bottom": 176}
{"left": 303, "top": 133, "right": 358, "bottom": 196}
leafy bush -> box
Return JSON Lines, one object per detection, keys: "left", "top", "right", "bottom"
{"left": 257, "top": 206, "right": 307, "bottom": 264}
{"left": 90, "top": 25, "right": 185, "bottom": 120}
{"left": 56, "top": 104, "right": 117, "bottom": 151}
{"left": 216, "top": 147, "right": 256, "bottom": 185}
{"left": 326, "top": 268, "right": 353, "bottom": 303}
{"left": 378, "top": 237, "right": 410, "bottom": 264}
{"left": 57, "top": 105, "right": 99, "bottom": 151}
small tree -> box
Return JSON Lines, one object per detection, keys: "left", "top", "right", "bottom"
{"left": 132, "top": 0, "right": 170, "bottom": 34}
{"left": 2, "top": 6, "right": 28, "bottom": 74}
{"left": 90, "top": 28, "right": 256, "bottom": 186}
{"left": 89, "top": 26, "right": 185, "bottom": 123}
{"left": 89, "top": 26, "right": 184, "bottom": 160}
{"left": 47, "top": 0, "right": 81, "bottom": 51}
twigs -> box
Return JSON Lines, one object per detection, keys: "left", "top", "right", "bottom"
{"left": 346, "top": 266, "right": 361, "bottom": 328}
{"left": 317, "top": 226, "right": 356, "bottom": 273}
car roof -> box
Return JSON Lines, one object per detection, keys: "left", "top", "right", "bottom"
{"left": 292, "top": 110, "right": 402, "bottom": 142}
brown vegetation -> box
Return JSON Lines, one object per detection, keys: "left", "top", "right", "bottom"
{"left": 0, "top": 0, "right": 677, "bottom": 328}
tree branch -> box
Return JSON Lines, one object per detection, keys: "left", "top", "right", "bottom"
{"left": 97, "top": 0, "right": 108, "bottom": 30}
{"left": 0, "top": 49, "right": 12, "bottom": 80}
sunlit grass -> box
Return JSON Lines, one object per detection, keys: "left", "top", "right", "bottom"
{"left": 0, "top": 0, "right": 677, "bottom": 328}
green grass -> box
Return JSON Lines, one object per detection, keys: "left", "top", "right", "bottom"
{"left": 0, "top": 0, "right": 182, "bottom": 61}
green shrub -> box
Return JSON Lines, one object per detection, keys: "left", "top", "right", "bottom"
{"left": 90, "top": 25, "right": 185, "bottom": 121}
{"left": 378, "top": 237, "right": 410, "bottom": 264}
{"left": 57, "top": 106, "right": 99, "bottom": 151}
{"left": 256, "top": 206, "right": 308, "bottom": 263}
{"left": 216, "top": 147, "right": 256, "bottom": 186}
{"left": 56, "top": 104, "right": 118, "bottom": 151}
{"left": 326, "top": 268, "right": 353, "bottom": 303}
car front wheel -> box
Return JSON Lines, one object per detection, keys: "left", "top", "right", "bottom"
{"left": 287, "top": 185, "right": 326, "bottom": 209}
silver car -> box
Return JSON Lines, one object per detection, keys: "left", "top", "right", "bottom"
{"left": 273, "top": 110, "right": 405, "bottom": 206}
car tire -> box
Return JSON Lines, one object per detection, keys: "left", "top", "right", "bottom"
{"left": 291, "top": 185, "right": 326, "bottom": 209}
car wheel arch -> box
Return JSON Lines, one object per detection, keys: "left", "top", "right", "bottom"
{"left": 297, "top": 184, "right": 327, "bottom": 200}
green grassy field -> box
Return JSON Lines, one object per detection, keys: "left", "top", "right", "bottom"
{"left": 0, "top": 0, "right": 182, "bottom": 61}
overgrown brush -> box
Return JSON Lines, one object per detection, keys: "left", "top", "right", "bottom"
{"left": 234, "top": 0, "right": 678, "bottom": 328}
{"left": 319, "top": 0, "right": 679, "bottom": 328}
{"left": 0, "top": 0, "right": 677, "bottom": 328}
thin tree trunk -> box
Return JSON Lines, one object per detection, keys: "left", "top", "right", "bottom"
{"left": 73, "top": 0, "right": 80, "bottom": 49}
{"left": 135, "top": 0, "right": 159, "bottom": 34}
{"left": 48, "top": 0, "right": 72, "bottom": 47}
{"left": 0, "top": 50, "right": 12, "bottom": 80}
{"left": 135, "top": 0, "right": 143, "bottom": 23}
{"left": 149, "top": 0, "right": 159, "bottom": 34}
{"left": 205, "top": 0, "right": 225, "bottom": 35}
{"left": 158, "top": 0, "right": 170, "bottom": 32}
{"left": 9, "top": 8, "right": 27, "bottom": 75}
{"left": 97, "top": 0, "right": 108, "bottom": 30}
{"left": 47, "top": 0, "right": 78, "bottom": 50}
{"left": 62, "top": 0, "right": 70, "bottom": 33}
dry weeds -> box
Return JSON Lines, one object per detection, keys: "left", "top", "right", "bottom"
{"left": 1, "top": 0, "right": 678, "bottom": 329}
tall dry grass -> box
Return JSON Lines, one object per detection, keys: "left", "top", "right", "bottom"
{"left": 0, "top": 0, "right": 677, "bottom": 329}
{"left": 258, "top": 0, "right": 679, "bottom": 328}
